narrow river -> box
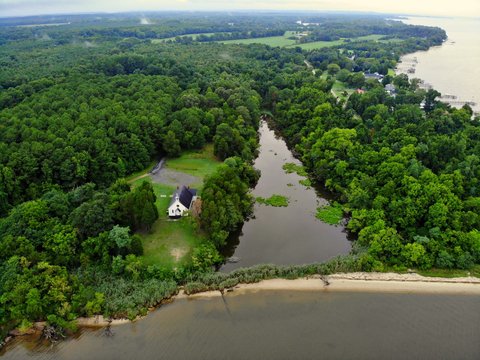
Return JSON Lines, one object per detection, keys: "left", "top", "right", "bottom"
{"left": 221, "top": 120, "right": 352, "bottom": 271}
{"left": 3, "top": 290, "right": 480, "bottom": 359}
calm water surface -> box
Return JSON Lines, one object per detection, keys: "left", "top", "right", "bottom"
{"left": 3, "top": 290, "right": 480, "bottom": 360}
{"left": 221, "top": 121, "right": 351, "bottom": 271}
{"left": 398, "top": 16, "right": 480, "bottom": 112}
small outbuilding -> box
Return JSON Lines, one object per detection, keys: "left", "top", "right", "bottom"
{"left": 168, "top": 186, "right": 197, "bottom": 219}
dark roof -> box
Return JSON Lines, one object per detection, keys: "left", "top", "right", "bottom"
{"left": 169, "top": 186, "right": 197, "bottom": 208}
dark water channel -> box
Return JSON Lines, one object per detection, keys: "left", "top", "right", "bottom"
{"left": 221, "top": 121, "right": 351, "bottom": 271}
{"left": 4, "top": 290, "right": 480, "bottom": 360}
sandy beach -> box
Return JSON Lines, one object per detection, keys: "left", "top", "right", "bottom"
{"left": 73, "top": 272, "right": 480, "bottom": 328}
{"left": 184, "top": 272, "right": 480, "bottom": 299}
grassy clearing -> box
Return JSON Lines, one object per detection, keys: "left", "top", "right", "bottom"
{"left": 165, "top": 144, "right": 221, "bottom": 188}
{"left": 190, "top": 33, "right": 395, "bottom": 50}
{"left": 135, "top": 176, "right": 205, "bottom": 267}
{"left": 331, "top": 80, "right": 356, "bottom": 100}
{"left": 134, "top": 145, "right": 221, "bottom": 267}
{"left": 141, "top": 217, "right": 206, "bottom": 266}
{"left": 316, "top": 203, "right": 344, "bottom": 225}
{"left": 283, "top": 162, "right": 308, "bottom": 177}
{"left": 256, "top": 194, "right": 289, "bottom": 207}
{"left": 221, "top": 35, "right": 296, "bottom": 47}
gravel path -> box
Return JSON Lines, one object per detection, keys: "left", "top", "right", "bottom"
{"left": 150, "top": 168, "right": 201, "bottom": 187}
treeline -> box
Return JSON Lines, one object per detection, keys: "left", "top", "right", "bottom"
{"left": 304, "top": 18, "right": 446, "bottom": 43}
{"left": 170, "top": 29, "right": 285, "bottom": 44}
{"left": 0, "top": 42, "right": 281, "bottom": 213}
{"left": 306, "top": 33, "right": 445, "bottom": 75}
{"left": 200, "top": 157, "right": 260, "bottom": 247}
{"left": 0, "top": 179, "right": 158, "bottom": 331}
{"left": 273, "top": 71, "right": 480, "bottom": 271}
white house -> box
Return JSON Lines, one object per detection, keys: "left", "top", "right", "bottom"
{"left": 168, "top": 186, "right": 197, "bottom": 218}
{"left": 385, "top": 83, "right": 397, "bottom": 97}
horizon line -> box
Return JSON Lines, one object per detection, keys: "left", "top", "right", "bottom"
{"left": 0, "top": 9, "right": 473, "bottom": 21}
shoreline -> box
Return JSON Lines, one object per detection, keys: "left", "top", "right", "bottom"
{"left": 4, "top": 271, "right": 479, "bottom": 344}
{"left": 182, "top": 272, "right": 480, "bottom": 299}
{"left": 72, "top": 272, "right": 480, "bottom": 328}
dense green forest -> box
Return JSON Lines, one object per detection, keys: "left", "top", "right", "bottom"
{"left": 1, "top": 11, "right": 477, "bottom": 340}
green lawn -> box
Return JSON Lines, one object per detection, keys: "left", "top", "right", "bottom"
{"left": 132, "top": 177, "right": 204, "bottom": 267}
{"left": 130, "top": 145, "right": 221, "bottom": 267}
{"left": 141, "top": 217, "right": 206, "bottom": 266}
{"left": 221, "top": 35, "right": 297, "bottom": 47}
{"left": 165, "top": 144, "right": 221, "bottom": 187}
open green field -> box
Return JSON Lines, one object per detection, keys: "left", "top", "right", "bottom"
{"left": 165, "top": 144, "right": 221, "bottom": 186}
{"left": 221, "top": 33, "right": 400, "bottom": 50}
{"left": 221, "top": 35, "right": 297, "bottom": 47}
{"left": 129, "top": 145, "right": 221, "bottom": 267}
{"left": 141, "top": 217, "right": 206, "bottom": 266}
{"left": 287, "top": 34, "right": 389, "bottom": 50}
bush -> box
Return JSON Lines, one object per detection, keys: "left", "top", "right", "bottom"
{"left": 129, "top": 235, "right": 144, "bottom": 256}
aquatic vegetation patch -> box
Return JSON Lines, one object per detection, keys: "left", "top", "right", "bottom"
{"left": 256, "top": 194, "right": 289, "bottom": 207}
{"left": 282, "top": 163, "right": 308, "bottom": 177}
{"left": 299, "top": 178, "right": 312, "bottom": 187}
{"left": 316, "top": 203, "right": 343, "bottom": 225}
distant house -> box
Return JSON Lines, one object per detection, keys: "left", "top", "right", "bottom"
{"left": 364, "top": 72, "right": 384, "bottom": 82}
{"left": 356, "top": 88, "right": 366, "bottom": 94}
{"left": 385, "top": 83, "right": 396, "bottom": 96}
{"left": 168, "top": 186, "right": 197, "bottom": 218}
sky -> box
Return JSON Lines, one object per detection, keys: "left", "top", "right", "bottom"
{"left": 1, "top": 0, "right": 479, "bottom": 18}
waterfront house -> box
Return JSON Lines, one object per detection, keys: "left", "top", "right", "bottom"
{"left": 168, "top": 186, "right": 197, "bottom": 218}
